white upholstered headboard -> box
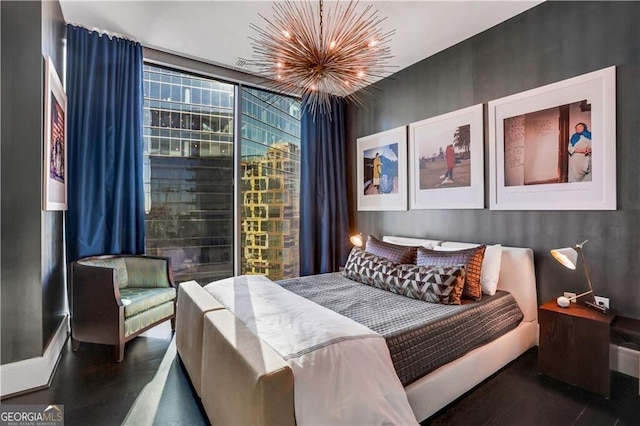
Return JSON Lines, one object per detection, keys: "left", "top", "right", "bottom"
{"left": 382, "top": 236, "right": 441, "bottom": 249}
{"left": 493, "top": 246, "right": 537, "bottom": 322}
{"left": 382, "top": 237, "right": 538, "bottom": 323}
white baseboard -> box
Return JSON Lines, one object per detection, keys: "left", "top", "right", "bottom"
{"left": 0, "top": 316, "right": 69, "bottom": 397}
{"left": 610, "top": 343, "right": 640, "bottom": 379}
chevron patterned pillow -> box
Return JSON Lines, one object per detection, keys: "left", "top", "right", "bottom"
{"left": 417, "top": 245, "right": 486, "bottom": 301}
{"left": 342, "top": 248, "right": 466, "bottom": 304}
{"left": 397, "top": 264, "right": 466, "bottom": 304}
{"left": 342, "top": 247, "right": 398, "bottom": 287}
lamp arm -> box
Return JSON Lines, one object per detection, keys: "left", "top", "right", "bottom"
{"left": 577, "top": 247, "right": 598, "bottom": 303}
{"left": 577, "top": 239, "right": 589, "bottom": 248}
{"left": 566, "top": 289, "right": 593, "bottom": 302}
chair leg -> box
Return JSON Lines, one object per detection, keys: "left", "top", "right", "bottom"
{"left": 71, "top": 337, "right": 80, "bottom": 352}
{"left": 170, "top": 316, "right": 176, "bottom": 331}
{"left": 116, "top": 341, "right": 125, "bottom": 362}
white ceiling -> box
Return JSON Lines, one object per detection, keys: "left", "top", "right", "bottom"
{"left": 60, "top": 1, "right": 542, "bottom": 82}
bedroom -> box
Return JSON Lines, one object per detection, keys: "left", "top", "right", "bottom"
{"left": 1, "top": 0, "right": 639, "bottom": 424}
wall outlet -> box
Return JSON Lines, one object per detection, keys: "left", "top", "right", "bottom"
{"left": 594, "top": 296, "right": 610, "bottom": 309}
{"left": 564, "top": 292, "right": 577, "bottom": 302}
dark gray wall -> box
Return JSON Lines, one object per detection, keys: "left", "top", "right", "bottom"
{"left": 347, "top": 1, "right": 640, "bottom": 318}
{"left": 1, "top": 0, "right": 45, "bottom": 363}
{"left": 1, "top": 0, "right": 66, "bottom": 364}
{"left": 41, "top": 0, "right": 66, "bottom": 351}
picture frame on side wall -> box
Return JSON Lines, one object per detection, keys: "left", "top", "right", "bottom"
{"left": 43, "top": 55, "right": 68, "bottom": 211}
{"left": 356, "top": 126, "right": 408, "bottom": 211}
{"left": 488, "top": 66, "right": 616, "bottom": 210}
{"left": 409, "top": 104, "right": 484, "bottom": 209}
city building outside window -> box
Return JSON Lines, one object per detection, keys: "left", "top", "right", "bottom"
{"left": 143, "top": 65, "right": 235, "bottom": 283}
{"left": 240, "top": 87, "right": 301, "bottom": 280}
{"left": 143, "top": 64, "right": 301, "bottom": 283}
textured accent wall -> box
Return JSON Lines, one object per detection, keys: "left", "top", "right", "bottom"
{"left": 1, "top": 0, "right": 66, "bottom": 364}
{"left": 347, "top": 1, "right": 640, "bottom": 318}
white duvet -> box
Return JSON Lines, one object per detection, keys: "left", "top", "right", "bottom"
{"left": 204, "top": 275, "right": 418, "bottom": 426}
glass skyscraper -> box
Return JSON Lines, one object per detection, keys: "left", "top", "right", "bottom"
{"left": 240, "top": 87, "right": 301, "bottom": 280}
{"left": 143, "top": 65, "right": 235, "bottom": 283}
{"left": 143, "top": 65, "right": 301, "bottom": 284}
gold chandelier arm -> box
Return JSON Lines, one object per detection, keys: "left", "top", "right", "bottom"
{"left": 319, "top": 0, "right": 323, "bottom": 47}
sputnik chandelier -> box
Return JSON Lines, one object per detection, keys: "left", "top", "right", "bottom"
{"left": 249, "top": 0, "right": 395, "bottom": 115}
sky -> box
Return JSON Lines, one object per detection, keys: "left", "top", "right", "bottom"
{"left": 364, "top": 143, "right": 398, "bottom": 161}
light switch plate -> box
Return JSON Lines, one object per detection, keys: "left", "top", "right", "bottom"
{"left": 564, "top": 292, "right": 577, "bottom": 302}
{"left": 594, "top": 296, "right": 610, "bottom": 309}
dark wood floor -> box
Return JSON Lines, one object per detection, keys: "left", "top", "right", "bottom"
{"left": 3, "top": 324, "right": 208, "bottom": 426}
{"left": 4, "top": 324, "right": 639, "bottom": 426}
{"left": 426, "top": 352, "right": 640, "bottom": 426}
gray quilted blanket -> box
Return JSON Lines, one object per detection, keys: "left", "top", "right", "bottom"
{"left": 277, "top": 272, "right": 524, "bottom": 386}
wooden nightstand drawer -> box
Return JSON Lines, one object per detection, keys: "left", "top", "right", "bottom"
{"left": 538, "top": 300, "right": 615, "bottom": 397}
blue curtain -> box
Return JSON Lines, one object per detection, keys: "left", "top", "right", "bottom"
{"left": 299, "top": 98, "right": 350, "bottom": 275}
{"left": 66, "top": 25, "right": 145, "bottom": 262}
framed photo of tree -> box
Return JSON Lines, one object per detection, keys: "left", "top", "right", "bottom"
{"left": 408, "top": 104, "right": 484, "bottom": 209}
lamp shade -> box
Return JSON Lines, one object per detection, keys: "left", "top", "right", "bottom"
{"left": 349, "top": 234, "right": 364, "bottom": 248}
{"left": 550, "top": 247, "right": 578, "bottom": 270}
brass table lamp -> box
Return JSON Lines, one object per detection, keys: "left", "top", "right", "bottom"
{"left": 550, "top": 240, "right": 608, "bottom": 314}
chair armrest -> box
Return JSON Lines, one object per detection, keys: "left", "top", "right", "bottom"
{"left": 71, "top": 262, "right": 123, "bottom": 345}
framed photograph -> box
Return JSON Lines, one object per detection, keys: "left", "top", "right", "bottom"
{"left": 408, "top": 104, "right": 484, "bottom": 209}
{"left": 43, "top": 56, "right": 67, "bottom": 211}
{"left": 488, "top": 66, "right": 616, "bottom": 210}
{"left": 356, "top": 126, "right": 408, "bottom": 211}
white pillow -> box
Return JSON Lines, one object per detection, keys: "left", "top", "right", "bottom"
{"left": 382, "top": 236, "right": 441, "bottom": 249}
{"left": 434, "top": 243, "right": 502, "bottom": 295}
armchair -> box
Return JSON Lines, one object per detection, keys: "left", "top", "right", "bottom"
{"left": 70, "top": 254, "right": 177, "bottom": 362}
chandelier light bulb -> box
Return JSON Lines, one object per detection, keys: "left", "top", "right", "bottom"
{"left": 250, "top": 0, "right": 395, "bottom": 115}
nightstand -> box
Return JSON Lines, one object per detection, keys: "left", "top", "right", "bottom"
{"left": 538, "top": 299, "right": 615, "bottom": 397}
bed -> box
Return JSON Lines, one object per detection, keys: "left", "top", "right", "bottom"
{"left": 175, "top": 238, "right": 538, "bottom": 425}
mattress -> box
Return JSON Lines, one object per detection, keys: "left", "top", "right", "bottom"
{"left": 277, "top": 272, "right": 524, "bottom": 386}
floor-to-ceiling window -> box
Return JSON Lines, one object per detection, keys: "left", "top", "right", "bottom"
{"left": 143, "top": 65, "right": 235, "bottom": 283}
{"left": 240, "top": 88, "right": 301, "bottom": 280}
{"left": 143, "top": 64, "right": 301, "bottom": 284}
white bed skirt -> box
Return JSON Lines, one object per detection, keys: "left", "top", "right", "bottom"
{"left": 406, "top": 320, "right": 538, "bottom": 421}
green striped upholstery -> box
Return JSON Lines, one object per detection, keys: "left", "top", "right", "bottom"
{"left": 124, "top": 301, "right": 174, "bottom": 337}
{"left": 77, "top": 258, "right": 129, "bottom": 289}
{"left": 119, "top": 287, "right": 176, "bottom": 319}
{"left": 124, "top": 258, "right": 169, "bottom": 288}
